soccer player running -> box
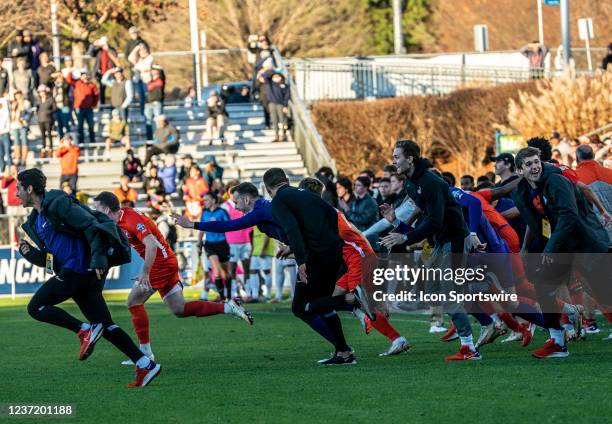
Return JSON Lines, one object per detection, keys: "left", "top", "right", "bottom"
{"left": 93, "top": 191, "right": 252, "bottom": 365}
{"left": 380, "top": 140, "right": 479, "bottom": 361}
{"left": 511, "top": 147, "right": 611, "bottom": 358}
{"left": 16, "top": 169, "right": 161, "bottom": 387}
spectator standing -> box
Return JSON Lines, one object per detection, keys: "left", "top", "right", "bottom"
{"left": 8, "top": 29, "right": 29, "bottom": 66}
{"left": 205, "top": 92, "right": 228, "bottom": 141}
{"left": 340, "top": 176, "right": 378, "bottom": 231}
{"left": 553, "top": 44, "right": 575, "bottom": 74}
{"left": 54, "top": 134, "right": 80, "bottom": 192}
{"left": 35, "top": 85, "right": 57, "bottom": 157}
{"left": 51, "top": 71, "right": 71, "bottom": 138}
{"left": 0, "top": 59, "right": 9, "bottom": 96}
{"left": 315, "top": 166, "right": 337, "bottom": 207}
{"left": 376, "top": 177, "right": 395, "bottom": 207}
{"left": 22, "top": 30, "right": 43, "bottom": 74}
{"left": 575, "top": 145, "right": 612, "bottom": 185}
{"left": 9, "top": 90, "right": 32, "bottom": 166}
{"left": 122, "top": 149, "right": 143, "bottom": 182}
{"left": 144, "top": 66, "right": 165, "bottom": 140}
{"left": 125, "top": 27, "right": 150, "bottom": 115}
{"left": 336, "top": 176, "right": 355, "bottom": 211}
{"left": 203, "top": 155, "right": 224, "bottom": 187}
{"left": 128, "top": 43, "right": 154, "bottom": 117}
{"left": 263, "top": 69, "right": 290, "bottom": 142}
{"left": 182, "top": 165, "right": 208, "bottom": 220}
{"left": 602, "top": 43, "right": 612, "bottom": 71}
{"left": 491, "top": 153, "right": 519, "bottom": 187}
{"left": 104, "top": 108, "right": 131, "bottom": 158}
{"left": 460, "top": 174, "right": 475, "bottom": 191}
{"left": 158, "top": 155, "right": 177, "bottom": 195}
{"left": 144, "top": 165, "right": 166, "bottom": 209}
{"left": 114, "top": 174, "right": 139, "bottom": 207}
{"left": 66, "top": 69, "right": 99, "bottom": 145}
{"left": 11, "top": 58, "right": 34, "bottom": 102}
{"left": 144, "top": 115, "right": 180, "bottom": 165}
{"left": 178, "top": 154, "right": 197, "bottom": 183}
{"left": 87, "top": 37, "right": 119, "bottom": 105}
{"left": 0, "top": 94, "right": 10, "bottom": 173}
{"left": 101, "top": 67, "right": 134, "bottom": 122}
{"left": 520, "top": 41, "right": 549, "bottom": 79}
{"left": 36, "top": 52, "right": 56, "bottom": 90}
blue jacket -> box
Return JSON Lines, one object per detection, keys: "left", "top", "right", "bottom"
{"left": 195, "top": 198, "right": 289, "bottom": 244}
{"left": 263, "top": 71, "right": 290, "bottom": 106}
{"left": 158, "top": 165, "right": 177, "bottom": 194}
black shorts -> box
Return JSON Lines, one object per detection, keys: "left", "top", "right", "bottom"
{"left": 205, "top": 241, "right": 230, "bottom": 263}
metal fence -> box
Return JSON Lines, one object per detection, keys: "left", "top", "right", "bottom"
{"left": 289, "top": 59, "right": 599, "bottom": 102}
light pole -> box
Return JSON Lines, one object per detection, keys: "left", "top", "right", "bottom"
{"left": 189, "top": 0, "right": 202, "bottom": 104}
{"left": 393, "top": 0, "right": 405, "bottom": 55}
{"left": 560, "top": 0, "right": 571, "bottom": 67}
{"left": 51, "top": 0, "right": 61, "bottom": 68}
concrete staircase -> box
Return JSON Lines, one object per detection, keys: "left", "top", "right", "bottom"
{"left": 30, "top": 103, "right": 308, "bottom": 208}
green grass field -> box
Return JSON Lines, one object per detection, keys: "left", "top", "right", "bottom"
{"left": 1, "top": 296, "right": 612, "bottom": 424}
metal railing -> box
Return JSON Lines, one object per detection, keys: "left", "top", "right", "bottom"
{"left": 273, "top": 49, "right": 336, "bottom": 175}
{"left": 288, "top": 58, "right": 596, "bottom": 102}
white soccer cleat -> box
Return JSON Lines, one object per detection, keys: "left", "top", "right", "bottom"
{"left": 429, "top": 324, "right": 447, "bottom": 334}
{"left": 603, "top": 331, "right": 612, "bottom": 341}
{"left": 475, "top": 323, "right": 504, "bottom": 348}
{"left": 122, "top": 353, "right": 155, "bottom": 366}
{"left": 227, "top": 299, "right": 254, "bottom": 325}
{"left": 379, "top": 336, "right": 410, "bottom": 356}
{"left": 353, "top": 285, "right": 375, "bottom": 321}
{"left": 501, "top": 331, "right": 523, "bottom": 343}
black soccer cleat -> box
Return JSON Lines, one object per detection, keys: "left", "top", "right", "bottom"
{"left": 319, "top": 353, "right": 357, "bottom": 366}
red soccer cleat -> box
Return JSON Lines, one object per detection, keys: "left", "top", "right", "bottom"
{"left": 440, "top": 322, "right": 458, "bottom": 342}
{"left": 532, "top": 339, "right": 569, "bottom": 359}
{"left": 445, "top": 345, "right": 481, "bottom": 362}
{"left": 128, "top": 361, "right": 162, "bottom": 388}
{"left": 77, "top": 323, "right": 104, "bottom": 360}
{"left": 520, "top": 323, "right": 534, "bottom": 347}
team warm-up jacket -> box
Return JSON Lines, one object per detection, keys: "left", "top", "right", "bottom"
{"left": 21, "top": 190, "right": 131, "bottom": 272}
{"left": 271, "top": 185, "right": 344, "bottom": 266}
{"left": 512, "top": 163, "right": 610, "bottom": 254}
{"left": 396, "top": 158, "right": 468, "bottom": 246}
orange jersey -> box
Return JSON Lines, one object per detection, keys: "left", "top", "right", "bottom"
{"left": 337, "top": 210, "right": 374, "bottom": 256}
{"left": 469, "top": 191, "right": 510, "bottom": 233}
{"left": 118, "top": 207, "right": 177, "bottom": 268}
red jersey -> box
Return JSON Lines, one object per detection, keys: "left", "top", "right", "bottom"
{"left": 470, "top": 191, "right": 510, "bottom": 232}
{"left": 118, "top": 207, "right": 177, "bottom": 269}
{"left": 337, "top": 211, "right": 374, "bottom": 255}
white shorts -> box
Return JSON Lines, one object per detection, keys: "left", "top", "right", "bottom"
{"left": 250, "top": 256, "right": 273, "bottom": 271}
{"left": 230, "top": 243, "right": 252, "bottom": 262}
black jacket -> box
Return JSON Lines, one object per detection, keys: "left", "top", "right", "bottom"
{"left": 36, "top": 97, "right": 57, "bottom": 123}
{"left": 271, "top": 185, "right": 344, "bottom": 266}
{"left": 346, "top": 193, "right": 379, "bottom": 231}
{"left": 0, "top": 68, "right": 9, "bottom": 96}
{"left": 207, "top": 100, "right": 228, "bottom": 119}
{"left": 512, "top": 163, "right": 609, "bottom": 253}
{"left": 21, "top": 190, "right": 131, "bottom": 272}
{"left": 264, "top": 71, "right": 290, "bottom": 106}
{"left": 402, "top": 158, "right": 468, "bottom": 246}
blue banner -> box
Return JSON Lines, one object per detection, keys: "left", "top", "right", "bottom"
{"left": 0, "top": 247, "right": 144, "bottom": 297}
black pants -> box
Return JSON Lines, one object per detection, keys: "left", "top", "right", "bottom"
{"left": 291, "top": 249, "right": 350, "bottom": 352}
{"left": 27, "top": 268, "right": 144, "bottom": 362}
{"left": 39, "top": 121, "right": 54, "bottom": 150}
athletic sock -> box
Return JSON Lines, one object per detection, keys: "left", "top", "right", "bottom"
{"left": 307, "top": 315, "right": 337, "bottom": 346}
{"left": 103, "top": 324, "right": 147, "bottom": 364}
{"left": 371, "top": 311, "right": 401, "bottom": 341}
{"left": 498, "top": 312, "right": 521, "bottom": 332}
{"left": 128, "top": 304, "right": 150, "bottom": 344}
{"left": 183, "top": 301, "right": 225, "bottom": 317}
{"left": 459, "top": 335, "right": 476, "bottom": 351}
{"left": 263, "top": 272, "right": 272, "bottom": 298}
{"left": 135, "top": 355, "right": 152, "bottom": 368}
{"left": 549, "top": 328, "right": 565, "bottom": 346}
{"left": 248, "top": 273, "right": 259, "bottom": 298}
{"left": 321, "top": 311, "right": 350, "bottom": 352}
{"left": 214, "top": 278, "right": 225, "bottom": 301}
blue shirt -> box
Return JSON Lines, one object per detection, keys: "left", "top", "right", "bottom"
{"left": 35, "top": 212, "right": 90, "bottom": 274}
{"left": 201, "top": 207, "right": 230, "bottom": 243}
{"left": 195, "top": 198, "right": 289, "bottom": 244}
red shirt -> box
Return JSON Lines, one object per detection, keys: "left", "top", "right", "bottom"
{"left": 55, "top": 145, "right": 80, "bottom": 175}
{"left": 470, "top": 191, "right": 510, "bottom": 232}
{"left": 576, "top": 160, "right": 612, "bottom": 185}
{"left": 118, "top": 207, "right": 177, "bottom": 270}
{"left": 1, "top": 176, "right": 20, "bottom": 206}
{"left": 66, "top": 73, "right": 99, "bottom": 109}
{"left": 337, "top": 210, "right": 374, "bottom": 255}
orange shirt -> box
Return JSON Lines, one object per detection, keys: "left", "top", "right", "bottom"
{"left": 118, "top": 207, "right": 177, "bottom": 268}
{"left": 55, "top": 145, "right": 80, "bottom": 175}
{"left": 337, "top": 210, "right": 374, "bottom": 255}
{"left": 575, "top": 160, "right": 612, "bottom": 185}
{"left": 470, "top": 191, "right": 510, "bottom": 232}
{"left": 114, "top": 186, "right": 138, "bottom": 204}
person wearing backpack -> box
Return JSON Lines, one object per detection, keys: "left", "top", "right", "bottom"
{"left": 16, "top": 168, "right": 162, "bottom": 387}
